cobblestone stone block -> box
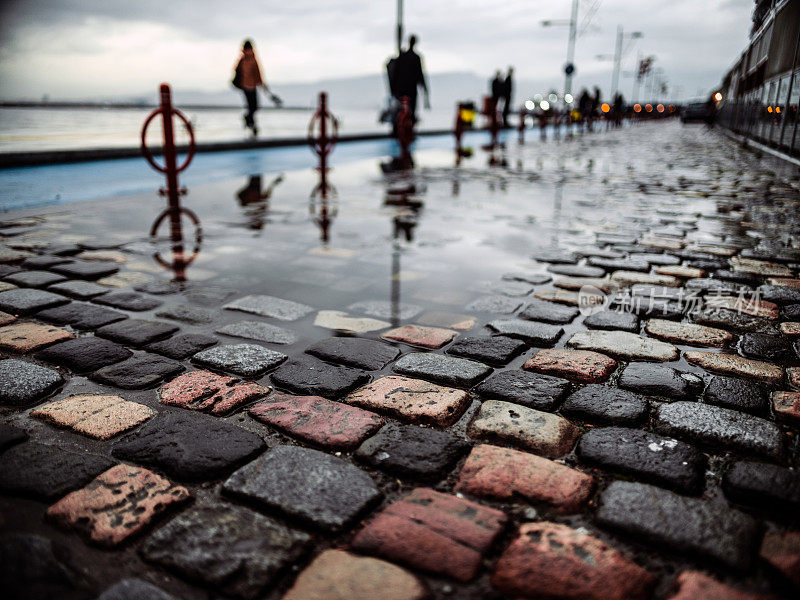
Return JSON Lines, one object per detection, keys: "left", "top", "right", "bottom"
{"left": 684, "top": 351, "right": 783, "bottom": 385}
{"left": 4, "top": 270, "right": 67, "bottom": 288}
{"left": 314, "top": 310, "right": 390, "bottom": 333}
{"left": 94, "top": 291, "right": 162, "bottom": 311}
{"left": 306, "top": 336, "right": 399, "bottom": 370}
{"left": 588, "top": 256, "right": 650, "bottom": 272}
{"left": 145, "top": 332, "right": 217, "bottom": 359}
{"left": 355, "top": 422, "right": 470, "bottom": 479}
{"left": 153, "top": 303, "right": 219, "bottom": 324}
{"left": 771, "top": 389, "right": 800, "bottom": 424}
{"left": 468, "top": 400, "right": 579, "bottom": 457}
{"left": 96, "top": 579, "right": 178, "bottom": 600}
{"left": 350, "top": 488, "right": 507, "bottom": 582}
{"left": 655, "top": 265, "right": 705, "bottom": 278}
{"left": 96, "top": 319, "right": 178, "bottom": 347}
{"left": 32, "top": 394, "right": 154, "bottom": 440}
{"left": 140, "top": 503, "right": 310, "bottom": 599}
{"left": 656, "top": 401, "right": 783, "bottom": 460}
{"left": 532, "top": 248, "right": 578, "bottom": 264}
{"left": 704, "top": 375, "right": 768, "bottom": 414}
{"left": 583, "top": 309, "right": 640, "bottom": 332}
{"left": 666, "top": 570, "right": 771, "bottom": 600}
{"left": 46, "top": 464, "right": 190, "bottom": 547}
{"left": 0, "top": 322, "right": 74, "bottom": 353}
{"left": 547, "top": 263, "right": 606, "bottom": 277}
{"left": 518, "top": 298, "right": 579, "bottom": 324}
{"left": 567, "top": 329, "right": 679, "bottom": 361}
{"left": 393, "top": 352, "right": 492, "bottom": 388}
{"left": 533, "top": 288, "right": 592, "bottom": 306}
{"left": 36, "top": 301, "right": 127, "bottom": 330}
{"left": 704, "top": 295, "right": 779, "bottom": 319}
{"left": 491, "top": 521, "right": 655, "bottom": 600}
{"left": 618, "top": 362, "right": 701, "bottom": 400}
{"left": 740, "top": 332, "right": 793, "bottom": 361}
{"left": 36, "top": 336, "right": 132, "bottom": 373}
{"left": 503, "top": 271, "right": 553, "bottom": 284}
{"left": 578, "top": 427, "right": 706, "bottom": 494}
{"left": 51, "top": 260, "right": 119, "bottom": 280}
{"left": 0, "top": 310, "right": 15, "bottom": 325}
{"left": 347, "top": 300, "right": 422, "bottom": 319}
{"left": 486, "top": 319, "right": 564, "bottom": 345}
{"left": 112, "top": 411, "right": 265, "bottom": 481}
{"left": 553, "top": 276, "right": 620, "bottom": 294}
{"left": 686, "top": 278, "right": 750, "bottom": 296}
{"left": 731, "top": 257, "right": 792, "bottom": 276}
{"left": 92, "top": 353, "right": 183, "bottom": 389}
{"left": 283, "top": 550, "right": 428, "bottom": 600}
{"left": 645, "top": 319, "right": 733, "bottom": 347}
{"left": 759, "top": 531, "right": 800, "bottom": 589}
{"left": 523, "top": 349, "right": 617, "bottom": 383}
{"left": 21, "top": 255, "right": 70, "bottom": 269}
{"left": 473, "top": 370, "right": 570, "bottom": 410}
{"left": 596, "top": 481, "right": 760, "bottom": 569}
{"left": 0, "top": 442, "right": 114, "bottom": 500}
{"left": 271, "top": 355, "right": 369, "bottom": 398}
{"left": 722, "top": 460, "right": 800, "bottom": 512}
{"left": 611, "top": 271, "right": 682, "bottom": 287}
{"left": 560, "top": 384, "right": 649, "bottom": 425}
{"left": 224, "top": 294, "right": 314, "bottom": 321}
{"left": 382, "top": 324, "right": 457, "bottom": 349}
{"left": 250, "top": 392, "right": 382, "bottom": 448}
{"left": 0, "top": 288, "right": 68, "bottom": 314}
{"left": 455, "top": 444, "right": 594, "bottom": 513}
{"left": 193, "top": 343, "right": 287, "bottom": 378}
{"left": 345, "top": 376, "right": 470, "bottom": 426}
{"left": 417, "top": 310, "right": 476, "bottom": 330}
{"left": 159, "top": 370, "right": 269, "bottom": 415}
{"left": 0, "top": 422, "right": 28, "bottom": 451}
{"left": 215, "top": 320, "right": 298, "bottom": 345}
{"left": 223, "top": 445, "right": 380, "bottom": 532}
{"left": 693, "top": 308, "right": 779, "bottom": 334}
{"left": 0, "top": 359, "right": 63, "bottom": 406}
{"left": 780, "top": 322, "right": 800, "bottom": 335}
{"left": 446, "top": 335, "right": 526, "bottom": 366}
{"left": 465, "top": 295, "right": 522, "bottom": 313}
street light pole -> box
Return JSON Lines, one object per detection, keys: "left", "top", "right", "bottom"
{"left": 611, "top": 26, "right": 623, "bottom": 98}
{"left": 396, "top": 0, "right": 404, "bottom": 55}
{"left": 565, "top": 0, "right": 579, "bottom": 97}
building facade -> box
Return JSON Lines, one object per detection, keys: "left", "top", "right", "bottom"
{"left": 717, "top": 0, "right": 800, "bottom": 156}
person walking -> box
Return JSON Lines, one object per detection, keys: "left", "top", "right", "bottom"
{"left": 502, "top": 67, "right": 514, "bottom": 128}
{"left": 393, "top": 35, "right": 430, "bottom": 122}
{"left": 233, "top": 39, "right": 281, "bottom": 137}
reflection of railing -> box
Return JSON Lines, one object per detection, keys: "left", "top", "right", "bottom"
{"left": 307, "top": 92, "right": 340, "bottom": 243}
{"left": 149, "top": 208, "right": 203, "bottom": 283}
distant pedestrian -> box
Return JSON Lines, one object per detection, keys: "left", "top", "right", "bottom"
{"left": 232, "top": 39, "right": 281, "bottom": 137}
{"left": 502, "top": 67, "right": 514, "bottom": 127}
{"left": 491, "top": 70, "right": 504, "bottom": 106}
{"left": 590, "top": 86, "right": 602, "bottom": 131}
{"left": 392, "top": 35, "right": 430, "bottom": 122}
{"left": 612, "top": 92, "right": 625, "bottom": 127}
{"left": 578, "top": 89, "right": 592, "bottom": 131}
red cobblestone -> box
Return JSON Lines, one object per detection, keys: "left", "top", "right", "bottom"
{"left": 772, "top": 391, "right": 800, "bottom": 424}
{"left": 666, "top": 570, "right": 772, "bottom": 600}
{"left": 46, "top": 464, "right": 191, "bottom": 547}
{"left": 350, "top": 487, "right": 507, "bottom": 582}
{"left": 381, "top": 324, "right": 458, "bottom": 349}
{"left": 523, "top": 349, "right": 617, "bottom": 383}
{"left": 0, "top": 311, "right": 15, "bottom": 326}
{"left": 455, "top": 444, "right": 594, "bottom": 513}
{"left": 249, "top": 392, "right": 383, "bottom": 449}
{"left": 0, "top": 322, "right": 74, "bottom": 353}
{"left": 283, "top": 549, "right": 428, "bottom": 600}
{"left": 759, "top": 530, "right": 800, "bottom": 589}
{"left": 159, "top": 370, "right": 270, "bottom": 415}
{"left": 344, "top": 375, "right": 470, "bottom": 427}
{"left": 491, "top": 521, "right": 655, "bottom": 600}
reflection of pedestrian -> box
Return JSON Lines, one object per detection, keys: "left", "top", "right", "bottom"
{"left": 236, "top": 173, "right": 284, "bottom": 230}
{"left": 502, "top": 67, "right": 514, "bottom": 127}
{"left": 233, "top": 40, "right": 282, "bottom": 137}
{"left": 392, "top": 35, "right": 430, "bottom": 121}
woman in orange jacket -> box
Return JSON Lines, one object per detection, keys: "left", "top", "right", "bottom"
{"left": 234, "top": 39, "right": 281, "bottom": 137}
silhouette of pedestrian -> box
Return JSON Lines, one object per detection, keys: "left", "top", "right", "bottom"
{"left": 612, "top": 92, "right": 625, "bottom": 127}
{"left": 590, "top": 86, "right": 602, "bottom": 131}
{"left": 232, "top": 39, "right": 281, "bottom": 137}
{"left": 392, "top": 35, "right": 430, "bottom": 121}
{"left": 502, "top": 67, "right": 514, "bottom": 128}
{"left": 491, "top": 71, "right": 504, "bottom": 106}
{"left": 578, "top": 89, "right": 592, "bottom": 132}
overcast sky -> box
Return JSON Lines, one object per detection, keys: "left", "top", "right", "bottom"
{"left": 0, "top": 0, "right": 754, "bottom": 102}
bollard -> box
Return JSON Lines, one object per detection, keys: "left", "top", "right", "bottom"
{"left": 307, "top": 92, "right": 340, "bottom": 242}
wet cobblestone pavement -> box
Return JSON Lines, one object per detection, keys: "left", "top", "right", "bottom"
{"left": 1, "top": 121, "right": 800, "bottom": 599}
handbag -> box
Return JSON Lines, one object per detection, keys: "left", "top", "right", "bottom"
{"left": 232, "top": 62, "right": 244, "bottom": 90}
